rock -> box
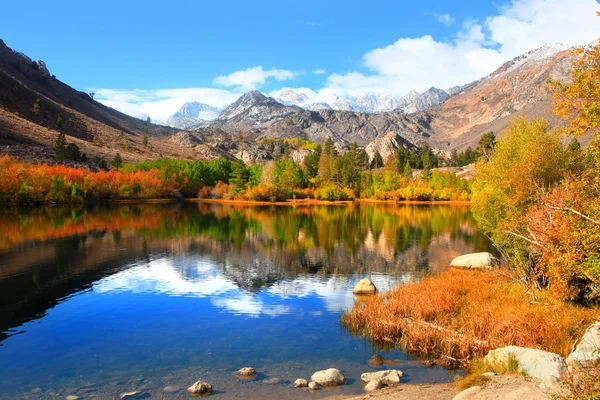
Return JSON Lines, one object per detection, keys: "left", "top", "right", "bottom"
{"left": 120, "top": 392, "right": 142, "bottom": 399}
{"left": 187, "top": 381, "right": 212, "bottom": 396}
{"left": 308, "top": 381, "right": 320, "bottom": 390}
{"left": 484, "top": 346, "right": 567, "bottom": 380}
{"left": 482, "top": 372, "right": 497, "bottom": 377}
{"left": 368, "top": 354, "right": 385, "bottom": 366}
{"left": 294, "top": 378, "right": 308, "bottom": 388}
{"left": 539, "top": 375, "right": 559, "bottom": 390}
{"left": 237, "top": 367, "right": 256, "bottom": 377}
{"left": 262, "top": 377, "right": 281, "bottom": 384}
{"left": 434, "top": 356, "right": 461, "bottom": 369}
{"left": 162, "top": 386, "right": 181, "bottom": 393}
{"left": 364, "top": 379, "right": 385, "bottom": 392}
{"left": 30, "top": 388, "right": 42, "bottom": 394}
{"left": 310, "top": 368, "right": 346, "bottom": 386}
{"left": 452, "top": 386, "right": 483, "bottom": 400}
{"left": 361, "top": 369, "right": 403, "bottom": 386}
{"left": 66, "top": 396, "right": 80, "bottom": 400}
{"left": 566, "top": 322, "right": 600, "bottom": 368}
{"left": 450, "top": 252, "right": 498, "bottom": 269}
{"left": 353, "top": 278, "right": 377, "bottom": 295}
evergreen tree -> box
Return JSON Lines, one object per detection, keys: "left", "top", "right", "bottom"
{"left": 111, "top": 152, "right": 123, "bottom": 169}
{"left": 318, "top": 138, "right": 336, "bottom": 182}
{"left": 370, "top": 151, "right": 384, "bottom": 169}
{"left": 229, "top": 160, "right": 249, "bottom": 195}
{"left": 142, "top": 135, "right": 149, "bottom": 148}
{"left": 403, "top": 160, "right": 412, "bottom": 180}
{"left": 54, "top": 132, "right": 67, "bottom": 162}
{"left": 302, "top": 145, "right": 322, "bottom": 179}
{"left": 65, "top": 143, "right": 81, "bottom": 161}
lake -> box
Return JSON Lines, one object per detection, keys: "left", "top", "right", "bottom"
{"left": 0, "top": 202, "right": 493, "bottom": 399}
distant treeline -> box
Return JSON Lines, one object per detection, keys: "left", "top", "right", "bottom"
{"left": 1, "top": 133, "right": 494, "bottom": 204}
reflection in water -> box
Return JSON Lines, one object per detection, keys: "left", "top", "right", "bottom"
{"left": 0, "top": 202, "right": 492, "bottom": 399}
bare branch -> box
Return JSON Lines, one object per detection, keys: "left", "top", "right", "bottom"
{"left": 543, "top": 203, "right": 600, "bottom": 226}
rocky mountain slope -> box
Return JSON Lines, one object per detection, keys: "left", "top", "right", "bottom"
{"left": 430, "top": 42, "right": 575, "bottom": 151}
{"left": 210, "top": 91, "right": 302, "bottom": 133}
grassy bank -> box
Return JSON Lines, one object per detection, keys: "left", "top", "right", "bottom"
{"left": 341, "top": 268, "right": 598, "bottom": 360}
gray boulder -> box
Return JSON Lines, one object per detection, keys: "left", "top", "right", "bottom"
{"left": 450, "top": 252, "right": 498, "bottom": 269}
{"left": 361, "top": 369, "right": 403, "bottom": 385}
{"left": 566, "top": 322, "right": 600, "bottom": 368}
{"left": 310, "top": 368, "right": 346, "bottom": 386}
{"left": 484, "top": 346, "right": 567, "bottom": 380}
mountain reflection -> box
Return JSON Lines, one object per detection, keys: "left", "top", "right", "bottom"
{"left": 0, "top": 202, "right": 492, "bottom": 341}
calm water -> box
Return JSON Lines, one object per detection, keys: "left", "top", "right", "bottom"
{"left": 0, "top": 202, "right": 492, "bottom": 399}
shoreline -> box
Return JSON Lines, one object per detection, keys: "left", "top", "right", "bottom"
{"left": 0, "top": 198, "right": 471, "bottom": 207}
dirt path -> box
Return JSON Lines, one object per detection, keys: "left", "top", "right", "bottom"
{"left": 324, "top": 375, "right": 552, "bottom": 400}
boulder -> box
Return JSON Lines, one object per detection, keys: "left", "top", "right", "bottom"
{"left": 310, "top": 368, "right": 346, "bottom": 386}
{"left": 66, "top": 396, "right": 80, "bottom": 400}
{"left": 162, "top": 386, "right": 181, "bottom": 393}
{"left": 237, "top": 367, "right": 256, "bottom": 377}
{"left": 308, "top": 381, "right": 320, "bottom": 390}
{"left": 484, "top": 346, "right": 567, "bottom": 380}
{"left": 187, "top": 381, "right": 212, "bottom": 396}
{"left": 360, "top": 369, "right": 403, "bottom": 386}
{"left": 364, "top": 379, "right": 385, "bottom": 392}
{"left": 450, "top": 252, "right": 498, "bottom": 269}
{"left": 294, "top": 378, "right": 308, "bottom": 388}
{"left": 353, "top": 278, "right": 377, "bottom": 295}
{"left": 566, "top": 322, "right": 600, "bottom": 368}
{"left": 434, "top": 356, "right": 461, "bottom": 369}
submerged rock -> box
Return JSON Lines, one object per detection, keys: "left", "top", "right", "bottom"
{"left": 567, "top": 322, "right": 600, "bottom": 368}
{"left": 294, "top": 378, "right": 308, "bottom": 388}
{"left": 353, "top": 278, "right": 377, "bottom": 295}
{"left": 450, "top": 252, "right": 498, "bottom": 269}
{"left": 368, "top": 354, "right": 385, "bottom": 366}
{"left": 262, "top": 377, "right": 282, "bottom": 384}
{"left": 237, "top": 367, "right": 256, "bottom": 377}
{"left": 308, "top": 381, "right": 320, "bottom": 390}
{"left": 434, "top": 356, "right": 461, "bottom": 369}
{"left": 187, "top": 381, "right": 212, "bottom": 396}
{"left": 484, "top": 346, "right": 567, "bottom": 380}
{"left": 361, "top": 369, "right": 403, "bottom": 386}
{"left": 310, "top": 368, "right": 346, "bottom": 386}
{"left": 120, "top": 391, "right": 142, "bottom": 399}
{"left": 162, "top": 386, "right": 181, "bottom": 393}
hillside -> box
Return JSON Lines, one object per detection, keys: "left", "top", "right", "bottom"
{"left": 0, "top": 39, "right": 195, "bottom": 164}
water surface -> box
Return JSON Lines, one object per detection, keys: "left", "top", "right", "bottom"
{"left": 0, "top": 202, "right": 492, "bottom": 399}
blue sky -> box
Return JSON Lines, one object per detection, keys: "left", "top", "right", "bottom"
{"left": 2, "top": 0, "right": 599, "bottom": 120}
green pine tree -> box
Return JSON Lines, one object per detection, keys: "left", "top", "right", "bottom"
{"left": 111, "top": 152, "right": 123, "bottom": 169}
{"left": 54, "top": 132, "right": 67, "bottom": 162}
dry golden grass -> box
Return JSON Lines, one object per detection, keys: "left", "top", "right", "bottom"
{"left": 341, "top": 268, "right": 599, "bottom": 359}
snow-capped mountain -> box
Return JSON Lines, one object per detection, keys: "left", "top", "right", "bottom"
{"left": 403, "top": 87, "right": 449, "bottom": 113}
{"left": 166, "top": 102, "right": 222, "bottom": 130}
{"left": 135, "top": 113, "right": 151, "bottom": 121}
{"left": 270, "top": 88, "right": 447, "bottom": 114}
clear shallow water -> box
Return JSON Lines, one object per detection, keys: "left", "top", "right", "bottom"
{"left": 0, "top": 202, "right": 493, "bottom": 399}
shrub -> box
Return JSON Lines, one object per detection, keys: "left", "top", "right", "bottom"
{"left": 314, "top": 185, "right": 349, "bottom": 201}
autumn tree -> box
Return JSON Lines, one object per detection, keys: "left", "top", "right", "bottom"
{"left": 475, "top": 132, "right": 496, "bottom": 161}
{"left": 370, "top": 151, "right": 383, "bottom": 169}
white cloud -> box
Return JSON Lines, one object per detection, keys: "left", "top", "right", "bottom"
{"left": 94, "top": 87, "right": 241, "bottom": 122}
{"left": 94, "top": 0, "right": 600, "bottom": 121}
{"left": 312, "top": 69, "right": 327, "bottom": 75}
{"left": 434, "top": 13, "right": 456, "bottom": 26}
{"left": 324, "top": 0, "right": 600, "bottom": 97}
{"left": 214, "top": 66, "right": 296, "bottom": 91}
